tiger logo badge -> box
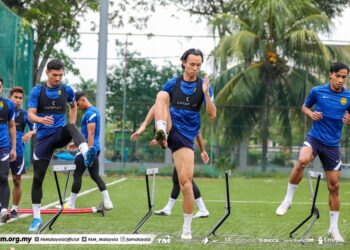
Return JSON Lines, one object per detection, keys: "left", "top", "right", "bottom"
{"left": 340, "top": 97, "right": 347, "bottom": 105}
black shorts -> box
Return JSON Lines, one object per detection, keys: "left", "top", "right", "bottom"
{"left": 167, "top": 127, "right": 194, "bottom": 153}
{"left": 10, "top": 155, "right": 25, "bottom": 175}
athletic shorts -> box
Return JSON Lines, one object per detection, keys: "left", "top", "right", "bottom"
{"left": 0, "top": 147, "right": 10, "bottom": 164}
{"left": 167, "top": 127, "right": 194, "bottom": 153}
{"left": 34, "top": 127, "right": 71, "bottom": 161}
{"left": 10, "top": 155, "right": 25, "bottom": 175}
{"left": 303, "top": 135, "right": 341, "bottom": 171}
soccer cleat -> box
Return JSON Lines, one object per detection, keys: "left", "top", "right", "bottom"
{"left": 328, "top": 229, "right": 345, "bottom": 243}
{"left": 103, "top": 200, "right": 113, "bottom": 210}
{"left": 29, "top": 218, "right": 43, "bottom": 232}
{"left": 84, "top": 146, "right": 97, "bottom": 167}
{"left": 10, "top": 209, "right": 18, "bottom": 219}
{"left": 155, "top": 129, "right": 167, "bottom": 149}
{"left": 276, "top": 200, "right": 291, "bottom": 216}
{"left": 154, "top": 208, "right": 171, "bottom": 216}
{"left": 181, "top": 231, "right": 192, "bottom": 240}
{"left": 193, "top": 210, "right": 209, "bottom": 219}
{"left": 0, "top": 211, "right": 11, "bottom": 223}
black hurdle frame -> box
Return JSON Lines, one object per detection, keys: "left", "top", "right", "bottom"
{"left": 289, "top": 174, "right": 321, "bottom": 243}
{"left": 205, "top": 171, "right": 231, "bottom": 239}
{"left": 132, "top": 174, "right": 153, "bottom": 234}
{"left": 39, "top": 170, "right": 72, "bottom": 233}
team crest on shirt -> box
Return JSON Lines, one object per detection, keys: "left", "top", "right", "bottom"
{"left": 0, "top": 101, "right": 3, "bottom": 110}
{"left": 58, "top": 89, "right": 62, "bottom": 95}
{"left": 340, "top": 97, "right": 347, "bottom": 105}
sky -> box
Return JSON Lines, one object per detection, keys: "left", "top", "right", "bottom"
{"left": 54, "top": 3, "right": 350, "bottom": 87}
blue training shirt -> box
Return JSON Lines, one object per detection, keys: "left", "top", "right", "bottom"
{"left": 28, "top": 83, "right": 75, "bottom": 138}
{"left": 0, "top": 98, "right": 15, "bottom": 149}
{"left": 14, "top": 110, "right": 34, "bottom": 156}
{"left": 81, "top": 106, "right": 100, "bottom": 151}
{"left": 305, "top": 84, "right": 350, "bottom": 146}
{"left": 163, "top": 76, "right": 214, "bottom": 141}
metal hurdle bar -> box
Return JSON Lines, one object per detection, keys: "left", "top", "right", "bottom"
{"left": 290, "top": 171, "right": 323, "bottom": 243}
{"left": 39, "top": 164, "right": 76, "bottom": 233}
{"left": 132, "top": 168, "right": 158, "bottom": 234}
{"left": 203, "top": 170, "right": 231, "bottom": 244}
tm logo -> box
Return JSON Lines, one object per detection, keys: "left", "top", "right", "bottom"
{"left": 156, "top": 235, "right": 171, "bottom": 244}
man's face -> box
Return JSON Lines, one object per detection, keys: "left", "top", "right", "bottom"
{"left": 76, "top": 97, "right": 85, "bottom": 110}
{"left": 183, "top": 54, "right": 202, "bottom": 79}
{"left": 329, "top": 69, "right": 348, "bottom": 92}
{"left": 9, "top": 92, "right": 24, "bottom": 109}
{"left": 46, "top": 69, "right": 64, "bottom": 87}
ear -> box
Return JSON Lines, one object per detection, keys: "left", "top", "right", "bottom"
{"left": 329, "top": 72, "right": 332, "bottom": 80}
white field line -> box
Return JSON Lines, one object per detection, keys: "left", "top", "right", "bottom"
{"left": 198, "top": 199, "right": 350, "bottom": 206}
{"left": 0, "top": 177, "right": 127, "bottom": 226}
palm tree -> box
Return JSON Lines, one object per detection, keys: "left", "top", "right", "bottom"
{"left": 212, "top": 0, "right": 342, "bottom": 171}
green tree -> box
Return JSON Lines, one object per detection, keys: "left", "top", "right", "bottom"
{"left": 212, "top": 0, "right": 342, "bottom": 170}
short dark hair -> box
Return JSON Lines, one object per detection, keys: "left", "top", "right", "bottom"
{"left": 47, "top": 59, "right": 64, "bottom": 71}
{"left": 180, "top": 48, "right": 204, "bottom": 69}
{"left": 75, "top": 91, "right": 85, "bottom": 102}
{"left": 330, "top": 62, "right": 349, "bottom": 74}
{"left": 10, "top": 86, "right": 24, "bottom": 96}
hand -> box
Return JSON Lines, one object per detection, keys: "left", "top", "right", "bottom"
{"left": 130, "top": 125, "right": 146, "bottom": 141}
{"left": 40, "top": 116, "right": 54, "bottom": 126}
{"left": 310, "top": 111, "right": 322, "bottom": 121}
{"left": 10, "top": 149, "right": 16, "bottom": 162}
{"left": 201, "top": 151, "right": 209, "bottom": 164}
{"left": 343, "top": 111, "right": 350, "bottom": 125}
{"left": 202, "top": 75, "right": 210, "bottom": 96}
{"left": 22, "top": 131, "right": 33, "bottom": 143}
{"left": 149, "top": 139, "right": 158, "bottom": 147}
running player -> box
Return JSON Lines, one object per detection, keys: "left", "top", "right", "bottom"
{"left": 276, "top": 62, "right": 350, "bottom": 242}
{"left": 8, "top": 86, "right": 36, "bottom": 218}
{"left": 65, "top": 91, "right": 113, "bottom": 210}
{"left": 27, "top": 59, "right": 97, "bottom": 232}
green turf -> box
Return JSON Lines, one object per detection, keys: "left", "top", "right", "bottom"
{"left": 1, "top": 171, "right": 350, "bottom": 249}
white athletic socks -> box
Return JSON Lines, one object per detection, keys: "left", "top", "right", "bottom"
{"left": 68, "top": 193, "right": 78, "bottom": 208}
{"left": 183, "top": 213, "right": 192, "bottom": 233}
{"left": 12, "top": 205, "right": 18, "bottom": 211}
{"left": 165, "top": 198, "right": 176, "bottom": 211}
{"left": 284, "top": 183, "right": 298, "bottom": 202}
{"left": 329, "top": 211, "right": 340, "bottom": 231}
{"left": 32, "top": 204, "right": 41, "bottom": 219}
{"left": 195, "top": 197, "right": 207, "bottom": 212}
{"left": 78, "top": 143, "right": 89, "bottom": 156}
{"left": 101, "top": 190, "right": 111, "bottom": 203}
{"left": 156, "top": 120, "right": 167, "bottom": 133}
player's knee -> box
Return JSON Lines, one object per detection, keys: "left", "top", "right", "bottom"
{"left": 13, "top": 178, "right": 21, "bottom": 188}
{"left": 296, "top": 157, "right": 309, "bottom": 169}
{"left": 156, "top": 91, "right": 169, "bottom": 102}
{"left": 180, "top": 178, "right": 193, "bottom": 193}
{"left": 33, "top": 173, "right": 44, "bottom": 186}
{"left": 65, "top": 123, "right": 78, "bottom": 132}
{"left": 0, "top": 173, "right": 8, "bottom": 184}
{"left": 328, "top": 181, "right": 339, "bottom": 195}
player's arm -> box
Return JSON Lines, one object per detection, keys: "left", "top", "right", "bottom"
{"left": 202, "top": 75, "right": 216, "bottom": 121}
{"left": 87, "top": 123, "right": 96, "bottom": 148}
{"left": 301, "top": 104, "right": 322, "bottom": 121}
{"left": 8, "top": 119, "right": 16, "bottom": 161}
{"left": 28, "top": 108, "right": 54, "bottom": 126}
{"left": 196, "top": 132, "right": 209, "bottom": 164}
{"left": 69, "top": 101, "right": 77, "bottom": 124}
{"left": 131, "top": 105, "right": 155, "bottom": 141}
{"left": 22, "top": 119, "right": 36, "bottom": 143}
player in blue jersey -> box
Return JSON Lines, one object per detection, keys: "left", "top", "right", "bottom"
{"left": 153, "top": 48, "right": 216, "bottom": 240}
{"left": 8, "top": 86, "right": 36, "bottom": 218}
{"left": 27, "top": 59, "right": 97, "bottom": 232}
{"left": 276, "top": 62, "right": 350, "bottom": 242}
{"left": 65, "top": 91, "right": 113, "bottom": 210}
{"left": 0, "top": 77, "right": 16, "bottom": 223}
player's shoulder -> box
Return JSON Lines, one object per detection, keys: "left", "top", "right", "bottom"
{"left": 5, "top": 98, "right": 15, "bottom": 109}
{"left": 342, "top": 87, "right": 350, "bottom": 96}
{"left": 31, "top": 83, "right": 43, "bottom": 93}
{"left": 86, "top": 106, "right": 99, "bottom": 116}
{"left": 166, "top": 76, "right": 178, "bottom": 85}
{"left": 62, "top": 83, "right": 74, "bottom": 92}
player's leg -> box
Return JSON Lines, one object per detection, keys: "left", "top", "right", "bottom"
{"left": 276, "top": 139, "right": 314, "bottom": 216}
{"left": 193, "top": 181, "right": 209, "bottom": 219}
{"left": 155, "top": 168, "right": 179, "bottom": 216}
{"left": 58, "top": 124, "right": 96, "bottom": 167}
{"left": 0, "top": 150, "right": 10, "bottom": 223}
{"left": 67, "top": 154, "right": 86, "bottom": 208}
{"left": 154, "top": 91, "right": 171, "bottom": 148}
{"left": 87, "top": 156, "right": 113, "bottom": 210}
{"left": 173, "top": 147, "right": 195, "bottom": 240}
{"left": 10, "top": 156, "right": 25, "bottom": 218}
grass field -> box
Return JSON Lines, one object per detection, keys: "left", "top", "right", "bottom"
{"left": 1, "top": 169, "right": 350, "bottom": 249}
